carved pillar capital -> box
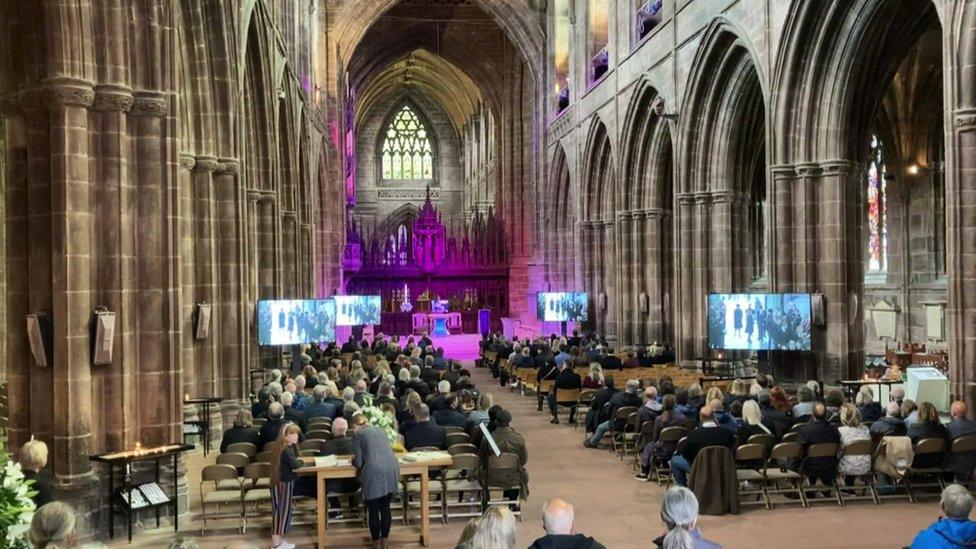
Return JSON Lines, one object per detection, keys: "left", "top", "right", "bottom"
{"left": 130, "top": 90, "right": 169, "bottom": 117}
{"left": 179, "top": 154, "right": 196, "bottom": 170}
{"left": 676, "top": 193, "right": 695, "bottom": 206}
{"left": 43, "top": 77, "right": 95, "bottom": 109}
{"left": 820, "top": 159, "right": 858, "bottom": 176}
{"left": 260, "top": 192, "right": 277, "bottom": 205}
{"left": 246, "top": 190, "right": 263, "bottom": 203}
{"left": 281, "top": 210, "right": 297, "bottom": 220}
{"left": 217, "top": 158, "right": 240, "bottom": 175}
{"left": 955, "top": 108, "right": 976, "bottom": 133}
{"left": 92, "top": 84, "right": 134, "bottom": 112}
{"left": 693, "top": 192, "right": 711, "bottom": 205}
{"left": 794, "top": 162, "right": 823, "bottom": 177}
{"left": 193, "top": 155, "right": 220, "bottom": 173}
{"left": 710, "top": 190, "right": 736, "bottom": 204}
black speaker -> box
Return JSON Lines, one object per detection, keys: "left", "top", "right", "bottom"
{"left": 89, "top": 308, "right": 117, "bottom": 365}
{"left": 194, "top": 303, "right": 212, "bottom": 340}
{"left": 26, "top": 311, "right": 53, "bottom": 367}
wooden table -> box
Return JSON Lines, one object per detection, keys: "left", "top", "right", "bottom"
{"left": 297, "top": 451, "right": 454, "bottom": 548}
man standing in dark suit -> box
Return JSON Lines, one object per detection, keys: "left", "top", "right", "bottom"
{"left": 796, "top": 402, "right": 841, "bottom": 488}
{"left": 601, "top": 348, "right": 623, "bottom": 370}
{"left": 548, "top": 362, "right": 582, "bottom": 424}
{"left": 403, "top": 404, "right": 448, "bottom": 450}
{"left": 668, "top": 406, "right": 736, "bottom": 487}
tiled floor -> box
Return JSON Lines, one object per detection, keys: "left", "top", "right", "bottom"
{"left": 113, "top": 350, "right": 942, "bottom": 548}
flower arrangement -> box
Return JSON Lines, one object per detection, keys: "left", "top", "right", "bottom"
{"left": 0, "top": 440, "right": 36, "bottom": 549}
{"left": 358, "top": 406, "right": 405, "bottom": 452}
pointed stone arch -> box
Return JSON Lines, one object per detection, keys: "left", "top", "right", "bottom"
{"left": 579, "top": 117, "right": 616, "bottom": 337}
{"left": 546, "top": 143, "right": 575, "bottom": 290}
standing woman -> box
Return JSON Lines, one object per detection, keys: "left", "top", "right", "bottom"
{"left": 351, "top": 413, "right": 401, "bottom": 549}
{"left": 269, "top": 423, "right": 304, "bottom": 549}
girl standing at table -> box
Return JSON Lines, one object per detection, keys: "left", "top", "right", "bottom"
{"left": 351, "top": 413, "right": 400, "bottom": 549}
{"left": 269, "top": 423, "right": 304, "bottom": 549}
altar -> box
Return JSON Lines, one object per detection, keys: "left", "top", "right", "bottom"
{"left": 413, "top": 312, "right": 462, "bottom": 335}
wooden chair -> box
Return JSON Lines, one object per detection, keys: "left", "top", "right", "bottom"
{"left": 652, "top": 427, "right": 688, "bottom": 485}
{"left": 200, "top": 464, "right": 243, "bottom": 535}
{"left": 553, "top": 388, "right": 581, "bottom": 423}
{"left": 762, "top": 442, "right": 807, "bottom": 508}
{"left": 574, "top": 389, "right": 598, "bottom": 431}
{"left": 225, "top": 442, "right": 257, "bottom": 459}
{"left": 905, "top": 437, "right": 948, "bottom": 502}
{"left": 536, "top": 379, "right": 555, "bottom": 412}
{"left": 446, "top": 432, "right": 471, "bottom": 447}
{"left": 483, "top": 453, "right": 523, "bottom": 520}
{"left": 448, "top": 443, "right": 478, "bottom": 456}
{"left": 443, "top": 454, "right": 483, "bottom": 522}
{"left": 800, "top": 442, "right": 842, "bottom": 506}
{"left": 836, "top": 439, "right": 880, "bottom": 505}
{"left": 734, "top": 443, "right": 769, "bottom": 509}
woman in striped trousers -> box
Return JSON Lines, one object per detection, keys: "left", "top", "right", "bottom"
{"left": 270, "top": 423, "right": 304, "bottom": 549}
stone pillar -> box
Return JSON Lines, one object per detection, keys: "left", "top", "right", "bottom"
{"left": 795, "top": 163, "right": 821, "bottom": 290}
{"left": 710, "top": 191, "right": 733, "bottom": 292}
{"left": 948, "top": 109, "right": 976, "bottom": 405}
{"left": 192, "top": 156, "right": 220, "bottom": 397}
{"left": 602, "top": 220, "right": 616, "bottom": 341}
{"left": 178, "top": 154, "right": 197, "bottom": 400}
{"left": 281, "top": 211, "right": 298, "bottom": 297}
{"left": 215, "top": 159, "right": 245, "bottom": 401}
{"left": 675, "top": 194, "right": 695, "bottom": 362}
{"left": 692, "top": 193, "right": 711, "bottom": 355}
{"left": 644, "top": 210, "right": 662, "bottom": 343}
{"left": 614, "top": 211, "right": 633, "bottom": 345}
{"left": 770, "top": 164, "right": 796, "bottom": 289}
{"left": 577, "top": 221, "right": 593, "bottom": 329}
{"left": 45, "top": 76, "right": 100, "bottom": 516}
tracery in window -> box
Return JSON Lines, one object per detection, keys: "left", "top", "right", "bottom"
{"left": 381, "top": 105, "right": 433, "bottom": 180}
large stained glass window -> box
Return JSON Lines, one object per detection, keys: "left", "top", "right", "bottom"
{"left": 381, "top": 105, "right": 433, "bottom": 180}
{"left": 867, "top": 135, "right": 887, "bottom": 272}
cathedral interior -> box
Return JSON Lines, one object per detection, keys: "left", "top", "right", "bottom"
{"left": 1, "top": 0, "right": 976, "bottom": 546}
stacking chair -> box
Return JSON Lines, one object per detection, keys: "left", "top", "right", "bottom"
{"left": 734, "top": 443, "right": 769, "bottom": 509}
{"left": 215, "top": 453, "right": 250, "bottom": 486}
{"left": 633, "top": 421, "right": 658, "bottom": 472}
{"left": 763, "top": 442, "right": 807, "bottom": 508}
{"left": 905, "top": 438, "right": 948, "bottom": 502}
{"left": 536, "top": 379, "right": 555, "bottom": 412}
{"left": 262, "top": 441, "right": 277, "bottom": 452}
{"left": 575, "top": 390, "right": 598, "bottom": 431}
{"left": 307, "top": 430, "right": 333, "bottom": 441}
{"left": 942, "top": 435, "right": 976, "bottom": 483}
{"left": 306, "top": 417, "right": 332, "bottom": 430}
{"left": 553, "top": 387, "right": 581, "bottom": 424}
{"left": 253, "top": 451, "right": 273, "bottom": 464}
{"left": 609, "top": 407, "right": 639, "bottom": 456}
{"left": 252, "top": 417, "right": 267, "bottom": 428}
{"left": 483, "top": 453, "right": 523, "bottom": 520}
{"left": 200, "top": 464, "right": 244, "bottom": 535}
{"left": 299, "top": 439, "right": 326, "bottom": 454}
{"left": 445, "top": 426, "right": 466, "bottom": 435}
{"left": 800, "top": 442, "right": 842, "bottom": 506}
{"left": 448, "top": 443, "right": 478, "bottom": 456}
{"left": 747, "top": 434, "right": 777, "bottom": 454}
{"left": 443, "top": 454, "right": 483, "bottom": 523}
{"left": 242, "top": 462, "right": 272, "bottom": 529}
{"left": 837, "top": 439, "right": 880, "bottom": 505}
{"left": 404, "top": 463, "right": 447, "bottom": 525}
{"left": 781, "top": 432, "right": 799, "bottom": 443}
{"left": 446, "top": 432, "right": 471, "bottom": 447}
{"left": 225, "top": 442, "right": 257, "bottom": 459}
{"left": 655, "top": 435, "right": 688, "bottom": 487}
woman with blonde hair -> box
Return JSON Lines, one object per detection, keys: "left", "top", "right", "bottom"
{"left": 837, "top": 404, "right": 871, "bottom": 484}
{"left": 30, "top": 501, "right": 76, "bottom": 548}
{"left": 269, "top": 423, "right": 304, "bottom": 549}
{"left": 704, "top": 386, "right": 724, "bottom": 404}
{"left": 582, "top": 362, "right": 604, "bottom": 389}
{"left": 468, "top": 505, "right": 517, "bottom": 549}
{"left": 737, "top": 400, "right": 771, "bottom": 445}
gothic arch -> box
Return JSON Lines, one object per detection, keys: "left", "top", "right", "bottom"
{"left": 546, "top": 144, "right": 575, "bottom": 289}
{"left": 618, "top": 78, "right": 672, "bottom": 211}
{"left": 373, "top": 98, "right": 441, "bottom": 183}
{"left": 580, "top": 117, "right": 616, "bottom": 336}
{"left": 581, "top": 117, "right": 615, "bottom": 221}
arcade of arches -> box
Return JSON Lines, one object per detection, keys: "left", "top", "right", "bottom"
{"left": 0, "top": 0, "right": 975, "bottom": 542}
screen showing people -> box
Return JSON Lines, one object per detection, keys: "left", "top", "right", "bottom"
{"left": 707, "top": 293, "right": 812, "bottom": 351}
{"left": 257, "top": 299, "right": 336, "bottom": 346}
{"left": 536, "top": 292, "right": 589, "bottom": 322}
{"left": 431, "top": 299, "right": 449, "bottom": 313}
{"left": 335, "top": 295, "right": 382, "bottom": 326}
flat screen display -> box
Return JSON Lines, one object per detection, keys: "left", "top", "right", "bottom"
{"left": 431, "top": 300, "right": 449, "bottom": 313}
{"left": 257, "top": 299, "right": 336, "bottom": 346}
{"left": 335, "top": 295, "right": 382, "bottom": 326}
{"left": 707, "top": 293, "right": 812, "bottom": 351}
{"left": 536, "top": 292, "right": 589, "bottom": 322}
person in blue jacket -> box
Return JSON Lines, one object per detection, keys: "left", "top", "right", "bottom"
{"left": 911, "top": 484, "right": 976, "bottom": 548}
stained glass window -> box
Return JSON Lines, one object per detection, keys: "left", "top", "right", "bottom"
{"left": 381, "top": 105, "right": 433, "bottom": 180}
{"left": 867, "top": 135, "right": 887, "bottom": 272}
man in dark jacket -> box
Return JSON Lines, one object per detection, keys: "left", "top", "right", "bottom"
{"left": 548, "top": 362, "right": 582, "bottom": 424}
{"left": 528, "top": 498, "right": 606, "bottom": 549}
{"left": 281, "top": 392, "right": 306, "bottom": 432}
{"left": 536, "top": 359, "right": 558, "bottom": 412}
{"left": 946, "top": 401, "right": 976, "bottom": 481}
{"left": 258, "top": 403, "right": 304, "bottom": 448}
{"left": 757, "top": 390, "right": 791, "bottom": 438}
{"left": 584, "top": 379, "right": 642, "bottom": 448}
{"left": 305, "top": 385, "right": 339, "bottom": 421}
{"left": 322, "top": 417, "right": 358, "bottom": 512}
{"left": 796, "top": 402, "right": 841, "bottom": 486}
{"left": 432, "top": 394, "right": 468, "bottom": 428}
{"left": 403, "top": 404, "right": 448, "bottom": 450}
{"left": 667, "top": 406, "right": 736, "bottom": 486}
{"left": 870, "top": 401, "right": 906, "bottom": 440}
{"left": 600, "top": 349, "right": 623, "bottom": 370}
{"left": 585, "top": 377, "right": 617, "bottom": 433}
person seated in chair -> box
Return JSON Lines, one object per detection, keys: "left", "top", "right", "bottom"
{"left": 600, "top": 348, "right": 623, "bottom": 370}
{"left": 667, "top": 406, "right": 735, "bottom": 487}
{"left": 403, "top": 404, "right": 447, "bottom": 450}
{"left": 584, "top": 379, "right": 641, "bottom": 448}
{"left": 528, "top": 498, "right": 606, "bottom": 549}
{"left": 907, "top": 401, "right": 948, "bottom": 468}
{"left": 796, "top": 402, "right": 840, "bottom": 489}
{"left": 946, "top": 401, "right": 976, "bottom": 482}
{"left": 433, "top": 394, "right": 468, "bottom": 428}
{"left": 855, "top": 386, "right": 883, "bottom": 423}
{"left": 870, "top": 401, "right": 906, "bottom": 440}
{"left": 220, "top": 409, "right": 261, "bottom": 454}
{"left": 429, "top": 380, "right": 451, "bottom": 412}
{"left": 548, "top": 361, "right": 582, "bottom": 424}
{"left": 911, "top": 484, "right": 976, "bottom": 548}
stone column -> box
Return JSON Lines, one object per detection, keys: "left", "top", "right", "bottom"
{"left": 45, "top": 76, "right": 100, "bottom": 513}
{"left": 710, "top": 191, "right": 733, "bottom": 292}
{"left": 281, "top": 211, "right": 298, "bottom": 296}
{"left": 692, "top": 192, "right": 711, "bottom": 355}
{"left": 577, "top": 221, "right": 593, "bottom": 329}
{"left": 614, "top": 211, "right": 633, "bottom": 345}
{"left": 644, "top": 210, "right": 662, "bottom": 343}
{"left": 948, "top": 110, "right": 976, "bottom": 405}
{"left": 215, "top": 159, "right": 245, "bottom": 401}
{"left": 675, "top": 194, "right": 695, "bottom": 362}
{"left": 192, "top": 156, "right": 220, "bottom": 397}
{"left": 795, "top": 163, "right": 822, "bottom": 290}
{"left": 770, "top": 164, "right": 796, "bottom": 289}
{"left": 178, "top": 154, "right": 196, "bottom": 400}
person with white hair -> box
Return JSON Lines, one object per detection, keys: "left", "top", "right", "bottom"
{"left": 654, "top": 486, "right": 722, "bottom": 548}
{"left": 869, "top": 400, "right": 906, "bottom": 438}
{"left": 855, "top": 385, "right": 883, "bottom": 422}
{"left": 911, "top": 484, "right": 976, "bottom": 547}
{"left": 269, "top": 369, "right": 283, "bottom": 384}
{"left": 528, "top": 498, "right": 605, "bottom": 549}
{"left": 353, "top": 379, "right": 372, "bottom": 408}
{"left": 30, "top": 501, "right": 77, "bottom": 548}
{"left": 467, "top": 498, "right": 518, "bottom": 549}
{"left": 280, "top": 391, "right": 305, "bottom": 430}
{"left": 429, "top": 380, "right": 452, "bottom": 412}
{"left": 890, "top": 386, "right": 905, "bottom": 406}
{"left": 292, "top": 375, "right": 310, "bottom": 410}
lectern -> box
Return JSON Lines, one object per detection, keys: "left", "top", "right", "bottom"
{"left": 906, "top": 366, "right": 949, "bottom": 412}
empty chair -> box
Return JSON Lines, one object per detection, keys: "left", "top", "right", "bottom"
{"left": 575, "top": 389, "right": 598, "bottom": 430}
{"left": 242, "top": 462, "right": 272, "bottom": 524}
{"left": 299, "top": 439, "right": 326, "bottom": 454}
{"left": 253, "top": 451, "right": 273, "bottom": 464}
{"left": 448, "top": 443, "right": 478, "bottom": 456}
{"left": 215, "top": 453, "right": 250, "bottom": 488}
{"left": 446, "top": 432, "right": 471, "bottom": 447}
{"left": 763, "top": 442, "right": 807, "bottom": 508}
{"left": 443, "top": 454, "right": 483, "bottom": 522}
{"left": 734, "top": 443, "right": 769, "bottom": 509}
{"left": 200, "top": 464, "right": 243, "bottom": 535}
{"left": 225, "top": 442, "right": 257, "bottom": 459}
{"left": 306, "top": 430, "right": 333, "bottom": 441}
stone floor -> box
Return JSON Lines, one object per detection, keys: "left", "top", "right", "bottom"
{"left": 114, "top": 360, "right": 941, "bottom": 548}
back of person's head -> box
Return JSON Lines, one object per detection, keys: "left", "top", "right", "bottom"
{"left": 332, "top": 417, "right": 348, "bottom": 437}
{"left": 688, "top": 383, "right": 702, "bottom": 399}
{"left": 660, "top": 486, "right": 700, "bottom": 549}
{"left": 902, "top": 399, "right": 918, "bottom": 418}
{"left": 479, "top": 393, "right": 494, "bottom": 411}
{"left": 797, "top": 385, "right": 814, "bottom": 403}
{"left": 708, "top": 399, "right": 723, "bottom": 413}
{"left": 267, "top": 382, "right": 283, "bottom": 400}
{"left": 414, "top": 403, "right": 431, "bottom": 421}
{"left": 891, "top": 387, "right": 905, "bottom": 401}
{"left": 542, "top": 498, "right": 574, "bottom": 535}
{"left": 840, "top": 403, "right": 862, "bottom": 427}
{"left": 281, "top": 391, "right": 294, "bottom": 407}
{"left": 354, "top": 379, "right": 367, "bottom": 393}
{"left": 424, "top": 355, "right": 435, "bottom": 367}
{"left": 312, "top": 384, "right": 327, "bottom": 402}
{"left": 918, "top": 401, "right": 940, "bottom": 423}
{"left": 675, "top": 388, "right": 689, "bottom": 406}
{"left": 659, "top": 380, "right": 675, "bottom": 396}
{"left": 855, "top": 386, "right": 874, "bottom": 406}
{"left": 258, "top": 387, "right": 271, "bottom": 402}
{"left": 438, "top": 380, "right": 450, "bottom": 394}
{"left": 445, "top": 393, "right": 459, "bottom": 409}
{"left": 662, "top": 394, "right": 676, "bottom": 412}
{"left": 812, "top": 402, "right": 827, "bottom": 420}
{"left": 604, "top": 376, "right": 615, "bottom": 389}
{"left": 757, "top": 389, "right": 772, "bottom": 407}
{"left": 378, "top": 381, "right": 392, "bottom": 396}
{"left": 470, "top": 505, "right": 517, "bottom": 548}
{"left": 626, "top": 379, "right": 640, "bottom": 394}
{"left": 341, "top": 387, "right": 355, "bottom": 402}
{"left": 742, "top": 400, "right": 762, "bottom": 426}
{"left": 30, "top": 501, "right": 76, "bottom": 548}
{"left": 294, "top": 375, "right": 306, "bottom": 390}
{"left": 699, "top": 406, "right": 714, "bottom": 422}
{"left": 704, "top": 387, "right": 723, "bottom": 402}
{"left": 886, "top": 401, "right": 901, "bottom": 417}
{"left": 942, "top": 484, "right": 975, "bottom": 519}
{"left": 825, "top": 388, "right": 845, "bottom": 408}
{"left": 729, "top": 401, "right": 743, "bottom": 418}
{"left": 343, "top": 402, "right": 360, "bottom": 417}
{"left": 952, "top": 400, "right": 968, "bottom": 419}
{"left": 268, "top": 402, "right": 284, "bottom": 420}
{"left": 410, "top": 364, "right": 421, "bottom": 378}
{"left": 19, "top": 438, "right": 48, "bottom": 472}
{"left": 456, "top": 516, "right": 483, "bottom": 547}
{"left": 233, "top": 409, "right": 254, "bottom": 429}
{"left": 270, "top": 369, "right": 282, "bottom": 382}
{"left": 644, "top": 386, "right": 657, "bottom": 401}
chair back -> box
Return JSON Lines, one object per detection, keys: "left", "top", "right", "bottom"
{"left": 950, "top": 435, "right": 976, "bottom": 454}
{"left": 841, "top": 438, "right": 873, "bottom": 457}
{"left": 216, "top": 452, "right": 249, "bottom": 469}
{"left": 244, "top": 462, "right": 271, "bottom": 482}
{"left": 679, "top": 418, "right": 699, "bottom": 430}
{"left": 445, "top": 426, "right": 466, "bottom": 434}
{"left": 262, "top": 441, "right": 277, "bottom": 452}
{"left": 747, "top": 434, "right": 776, "bottom": 450}
{"left": 735, "top": 443, "right": 766, "bottom": 463}
{"left": 202, "top": 463, "right": 238, "bottom": 482}
{"left": 658, "top": 426, "right": 687, "bottom": 443}
{"left": 299, "top": 439, "right": 325, "bottom": 453}
{"left": 307, "top": 430, "right": 332, "bottom": 441}
{"left": 448, "top": 454, "right": 480, "bottom": 477}
{"left": 306, "top": 417, "right": 332, "bottom": 429}
{"left": 914, "top": 437, "right": 947, "bottom": 456}
{"left": 555, "top": 388, "right": 581, "bottom": 405}
{"left": 254, "top": 451, "right": 273, "bottom": 463}
{"left": 538, "top": 379, "right": 554, "bottom": 394}
{"left": 448, "top": 443, "right": 478, "bottom": 455}
{"left": 674, "top": 436, "right": 688, "bottom": 456}
{"left": 806, "top": 442, "right": 839, "bottom": 459}
{"left": 412, "top": 446, "right": 442, "bottom": 452}
{"left": 781, "top": 432, "right": 799, "bottom": 443}
{"left": 578, "top": 390, "right": 598, "bottom": 405}
{"left": 615, "top": 406, "right": 638, "bottom": 420}
{"left": 253, "top": 418, "right": 267, "bottom": 428}
{"left": 770, "top": 441, "right": 803, "bottom": 460}
{"left": 789, "top": 422, "right": 807, "bottom": 433}
{"left": 225, "top": 442, "right": 257, "bottom": 458}
{"left": 446, "top": 432, "right": 471, "bottom": 446}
